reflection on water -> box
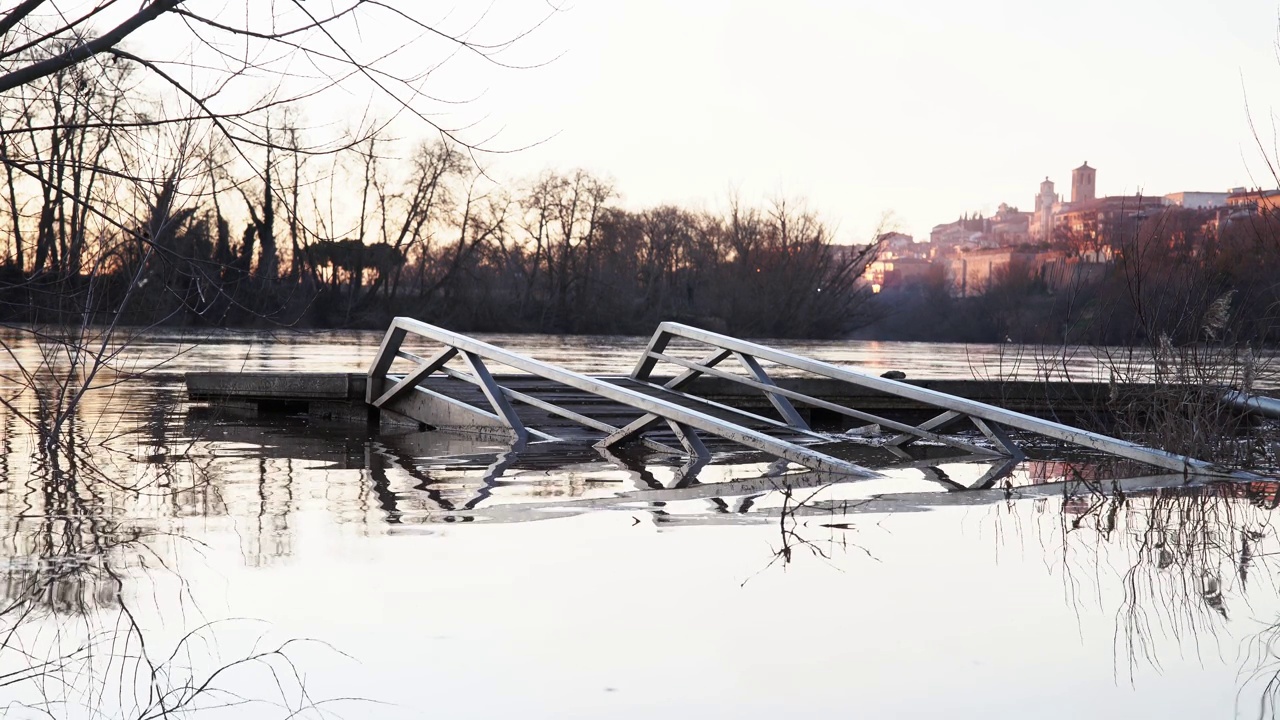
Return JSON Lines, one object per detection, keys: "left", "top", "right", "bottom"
{"left": 4, "top": 333, "right": 1280, "bottom": 717}
{"left": 10, "top": 325, "right": 1273, "bottom": 383}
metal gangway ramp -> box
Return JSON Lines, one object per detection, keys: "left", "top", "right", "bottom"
{"left": 367, "top": 318, "right": 1228, "bottom": 479}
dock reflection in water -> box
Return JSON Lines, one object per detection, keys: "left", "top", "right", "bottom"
{"left": 187, "top": 405, "right": 1186, "bottom": 530}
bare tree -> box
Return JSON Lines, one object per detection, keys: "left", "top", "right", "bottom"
{"left": 0, "top": 2, "right": 553, "bottom": 437}
{"left": 1, "top": 2, "right": 552, "bottom": 151}
{"left": 516, "top": 169, "right": 615, "bottom": 329}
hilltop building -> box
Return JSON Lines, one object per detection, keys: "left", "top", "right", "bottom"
{"left": 874, "top": 162, "right": 1267, "bottom": 298}
{"left": 1071, "top": 162, "right": 1096, "bottom": 203}
{"left": 1226, "top": 188, "right": 1280, "bottom": 213}
{"left": 938, "top": 162, "right": 1171, "bottom": 293}
{"left": 863, "top": 256, "right": 934, "bottom": 294}
{"left": 1035, "top": 163, "right": 1165, "bottom": 250}
{"left": 863, "top": 233, "right": 932, "bottom": 292}
{"left": 1032, "top": 178, "right": 1059, "bottom": 242}
{"left": 988, "top": 203, "right": 1032, "bottom": 244}
{"left": 1054, "top": 194, "right": 1166, "bottom": 251}
{"left": 875, "top": 231, "right": 925, "bottom": 259}
{"left": 929, "top": 215, "right": 992, "bottom": 256}
{"left": 1164, "top": 191, "right": 1229, "bottom": 209}
{"left": 947, "top": 247, "right": 1065, "bottom": 297}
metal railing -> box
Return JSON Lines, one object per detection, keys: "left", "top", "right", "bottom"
{"left": 368, "top": 318, "right": 1240, "bottom": 479}
{"left": 604, "top": 321, "right": 1229, "bottom": 476}
{"left": 366, "top": 317, "right": 880, "bottom": 477}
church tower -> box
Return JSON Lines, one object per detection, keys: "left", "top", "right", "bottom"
{"left": 1035, "top": 177, "right": 1056, "bottom": 242}
{"left": 1071, "top": 162, "right": 1096, "bottom": 203}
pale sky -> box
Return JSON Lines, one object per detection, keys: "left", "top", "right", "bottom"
{"left": 127, "top": 0, "right": 1280, "bottom": 244}
{"left": 417, "top": 0, "right": 1280, "bottom": 243}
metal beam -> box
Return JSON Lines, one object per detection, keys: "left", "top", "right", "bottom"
{"left": 600, "top": 375, "right": 828, "bottom": 450}
{"left": 366, "top": 325, "right": 408, "bottom": 403}
{"left": 631, "top": 328, "right": 673, "bottom": 381}
{"left": 440, "top": 366, "right": 681, "bottom": 454}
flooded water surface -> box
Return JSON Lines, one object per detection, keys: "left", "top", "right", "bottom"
{"left": 2, "top": 328, "right": 1280, "bottom": 719}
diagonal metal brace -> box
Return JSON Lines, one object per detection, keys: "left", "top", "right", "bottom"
{"left": 598, "top": 349, "right": 732, "bottom": 449}
{"left": 885, "top": 410, "right": 965, "bottom": 447}
{"left": 971, "top": 417, "right": 1025, "bottom": 460}
{"left": 372, "top": 347, "right": 459, "bottom": 407}
{"left": 461, "top": 351, "right": 528, "bottom": 443}
{"left": 734, "top": 352, "right": 810, "bottom": 430}
{"left": 666, "top": 419, "right": 710, "bottom": 460}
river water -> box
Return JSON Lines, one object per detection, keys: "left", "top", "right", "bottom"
{"left": 2, "top": 328, "right": 1280, "bottom": 719}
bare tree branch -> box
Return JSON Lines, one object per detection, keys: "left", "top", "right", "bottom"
{"left": 0, "top": 0, "right": 184, "bottom": 93}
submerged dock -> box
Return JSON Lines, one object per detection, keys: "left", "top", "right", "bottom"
{"left": 184, "top": 318, "right": 1249, "bottom": 480}
{"left": 186, "top": 370, "right": 1134, "bottom": 430}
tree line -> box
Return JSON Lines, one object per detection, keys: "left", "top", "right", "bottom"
{"left": 0, "top": 88, "right": 877, "bottom": 337}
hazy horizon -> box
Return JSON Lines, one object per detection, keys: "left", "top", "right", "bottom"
{"left": 414, "top": 0, "right": 1280, "bottom": 243}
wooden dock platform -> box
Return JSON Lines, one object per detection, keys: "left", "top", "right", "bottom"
{"left": 186, "top": 371, "right": 1130, "bottom": 432}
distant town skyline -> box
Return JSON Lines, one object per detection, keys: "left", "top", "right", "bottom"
{"left": 432, "top": 0, "right": 1280, "bottom": 244}
{"left": 863, "top": 159, "right": 1270, "bottom": 300}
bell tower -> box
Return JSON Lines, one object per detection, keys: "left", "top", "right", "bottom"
{"left": 1035, "top": 177, "right": 1056, "bottom": 242}
{"left": 1071, "top": 162, "right": 1096, "bottom": 203}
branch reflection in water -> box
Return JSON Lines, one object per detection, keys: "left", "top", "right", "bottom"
{"left": 0, "top": 395, "right": 358, "bottom": 719}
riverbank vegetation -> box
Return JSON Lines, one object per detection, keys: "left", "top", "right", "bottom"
{"left": 0, "top": 124, "right": 876, "bottom": 337}
{"left": 0, "top": 25, "right": 877, "bottom": 340}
